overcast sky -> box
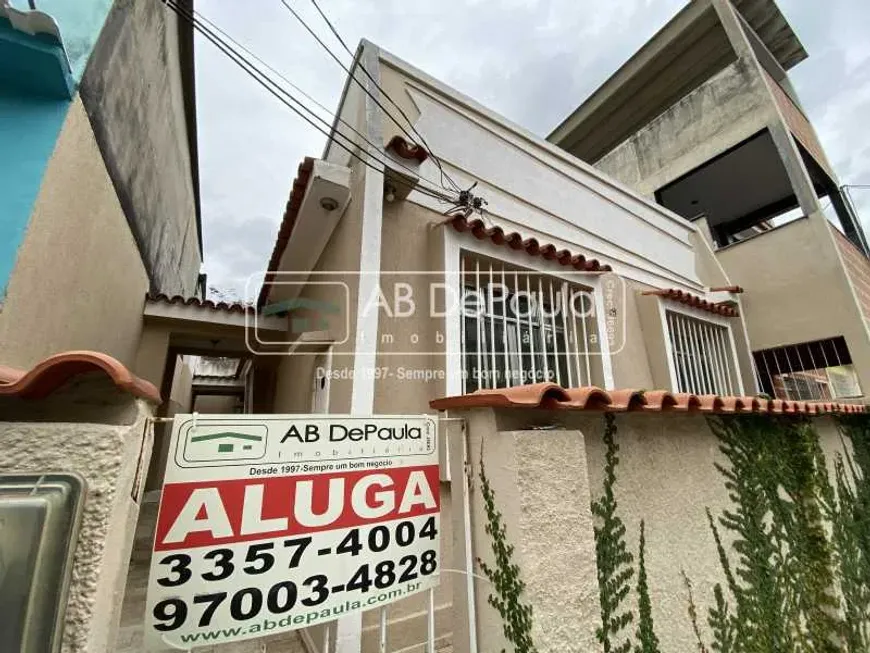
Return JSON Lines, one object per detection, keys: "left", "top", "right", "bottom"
{"left": 193, "top": 0, "right": 870, "bottom": 295}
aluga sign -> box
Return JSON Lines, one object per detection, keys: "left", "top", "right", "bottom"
{"left": 144, "top": 414, "right": 440, "bottom": 650}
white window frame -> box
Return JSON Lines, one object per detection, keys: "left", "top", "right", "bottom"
{"left": 658, "top": 299, "right": 744, "bottom": 396}
{"left": 443, "top": 227, "right": 614, "bottom": 395}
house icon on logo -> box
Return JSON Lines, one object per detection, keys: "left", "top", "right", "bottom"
{"left": 263, "top": 297, "right": 341, "bottom": 333}
{"left": 181, "top": 424, "right": 269, "bottom": 464}
{"left": 191, "top": 432, "right": 262, "bottom": 453}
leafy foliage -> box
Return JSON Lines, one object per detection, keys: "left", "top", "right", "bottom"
{"left": 591, "top": 413, "right": 635, "bottom": 653}
{"left": 477, "top": 456, "right": 537, "bottom": 653}
{"left": 820, "top": 416, "right": 870, "bottom": 652}
{"left": 634, "top": 520, "right": 661, "bottom": 653}
{"left": 703, "top": 415, "right": 843, "bottom": 653}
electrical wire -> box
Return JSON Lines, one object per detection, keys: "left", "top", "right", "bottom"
{"left": 278, "top": 0, "right": 462, "bottom": 193}
{"left": 162, "top": 0, "right": 455, "bottom": 204}
{"left": 307, "top": 0, "right": 461, "bottom": 193}
{"left": 165, "top": 0, "right": 452, "bottom": 203}
{"left": 169, "top": 1, "right": 452, "bottom": 197}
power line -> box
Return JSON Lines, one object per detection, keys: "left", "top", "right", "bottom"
{"left": 162, "top": 0, "right": 455, "bottom": 204}
{"left": 172, "top": 3, "right": 450, "bottom": 196}
{"left": 277, "top": 0, "right": 462, "bottom": 194}
{"left": 306, "top": 0, "right": 461, "bottom": 193}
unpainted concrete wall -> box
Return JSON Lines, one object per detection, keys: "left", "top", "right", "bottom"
{"left": 79, "top": 0, "right": 200, "bottom": 297}
{"left": 0, "top": 96, "right": 149, "bottom": 371}
{"left": 596, "top": 59, "right": 775, "bottom": 198}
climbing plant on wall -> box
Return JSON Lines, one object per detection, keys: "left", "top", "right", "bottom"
{"left": 702, "top": 415, "right": 843, "bottom": 653}
{"left": 477, "top": 456, "right": 538, "bottom": 653}
{"left": 820, "top": 416, "right": 870, "bottom": 652}
{"left": 591, "top": 413, "right": 636, "bottom": 653}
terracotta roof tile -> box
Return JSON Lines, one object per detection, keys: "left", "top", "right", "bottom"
{"left": 429, "top": 382, "right": 865, "bottom": 415}
{"left": 386, "top": 136, "right": 429, "bottom": 163}
{"left": 258, "top": 157, "right": 315, "bottom": 309}
{"left": 642, "top": 288, "right": 739, "bottom": 317}
{"left": 147, "top": 293, "right": 255, "bottom": 314}
{"left": 447, "top": 216, "right": 612, "bottom": 273}
{"left": 0, "top": 351, "right": 161, "bottom": 404}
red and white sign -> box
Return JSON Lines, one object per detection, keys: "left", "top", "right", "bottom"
{"left": 144, "top": 415, "right": 439, "bottom": 650}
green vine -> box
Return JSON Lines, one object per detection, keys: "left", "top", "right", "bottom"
{"left": 704, "top": 415, "right": 842, "bottom": 653}
{"left": 681, "top": 570, "right": 711, "bottom": 653}
{"left": 591, "top": 413, "right": 635, "bottom": 653}
{"left": 477, "top": 455, "right": 537, "bottom": 653}
{"left": 634, "top": 520, "right": 660, "bottom": 653}
{"left": 822, "top": 416, "right": 870, "bottom": 651}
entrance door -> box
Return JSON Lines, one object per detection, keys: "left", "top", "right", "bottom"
{"left": 310, "top": 349, "right": 332, "bottom": 413}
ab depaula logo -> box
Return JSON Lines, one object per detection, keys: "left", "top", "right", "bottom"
{"left": 181, "top": 423, "right": 269, "bottom": 463}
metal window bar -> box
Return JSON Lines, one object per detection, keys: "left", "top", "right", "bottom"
{"left": 691, "top": 319, "right": 712, "bottom": 394}
{"left": 461, "top": 255, "right": 592, "bottom": 390}
{"left": 547, "top": 279, "right": 562, "bottom": 386}
{"left": 667, "top": 312, "right": 689, "bottom": 393}
{"left": 753, "top": 337, "right": 856, "bottom": 401}
{"left": 525, "top": 274, "right": 537, "bottom": 383}
{"left": 666, "top": 311, "right": 734, "bottom": 395}
{"left": 561, "top": 283, "right": 574, "bottom": 388}
{"left": 537, "top": 277, "right": 550, "bottom": 383}
{"left": 500, "top": 266, "right": 510, "bottom": 387}
{"left": 722, "top": 327, "right": 735, "bottom": 395}
{"left": 475, "top": 260, "right": 483, "bottom": 391}
{"left": 488, "top": 264, "right": 497, "bottom": 388}
{"left": 460, "top": 257, "right": 466, "bottom": 393}
{"left": 579, "top": 291, "right": 591, "bottom": 386}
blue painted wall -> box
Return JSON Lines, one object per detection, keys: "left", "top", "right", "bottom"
{"left": 0, "top": 16, "right": 74, "bottom": 298}
{"left": 0, "top": 91, "right": 70, "bottom": 299}
{"left": 9, "top": 0, "right": 114, "bottom": 81}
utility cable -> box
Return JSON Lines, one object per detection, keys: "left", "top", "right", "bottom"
{"left": 162, "top": 0, "right": 455, "bottom": 203}
{"left": 307, "top": 0, "right": 461, "bottom": 193}
{"left": 171, "top": 1, "right": 452, "bottom": 197}
{"left": 278, "top": 0, "right": 462, "bottom": 193}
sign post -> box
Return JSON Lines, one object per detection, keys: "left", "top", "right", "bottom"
{"left": 144, "top": 415, "right": 440, "bottom": 650}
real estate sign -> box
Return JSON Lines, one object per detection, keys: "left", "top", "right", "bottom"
{"left": 144, "top": 414, "right": 440, "bottom": 650}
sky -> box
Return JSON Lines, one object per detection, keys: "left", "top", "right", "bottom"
{"left": 192, "top": 0, "right": 870, "bottom": 296}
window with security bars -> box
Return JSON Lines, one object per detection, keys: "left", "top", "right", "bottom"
{"left": 460, "top": 255, "right": 600, "bottom": 393}
{"left": 753, "top": 336, "right": 862, "bottom": 401}
{"left": 665, "top": 310, "right": 737, "bottom": 395}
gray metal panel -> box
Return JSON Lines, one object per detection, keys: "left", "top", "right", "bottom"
{"left": 0, "top": 474, "right": 86, "bottom": 653}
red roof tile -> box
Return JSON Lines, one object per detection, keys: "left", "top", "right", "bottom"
{"left": 147, "top": 293, "right": 255, "bottom": 314}
{"left": 642, "top": 288, "right": 739, "bottom": 317}
{"left": 0, "top": 351, "right": 161, "bottom": 404}
{"left": 429, "top": 382, "right": 865, "bottom": 414}
{"left": 386, "top": 136, "right": 429, "bottom": 163}
{"left": 447, "top": 216, "right": 612, "bottom": 273}
{"left": 258, "top": 157, "right": 315, "bottom": 309}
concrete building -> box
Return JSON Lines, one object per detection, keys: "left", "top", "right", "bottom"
{"left": 0, "top": 0, "right": 202, "bottom": 371}
{"left": 549, "top": 0, "right": 870, "bottom": 407}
